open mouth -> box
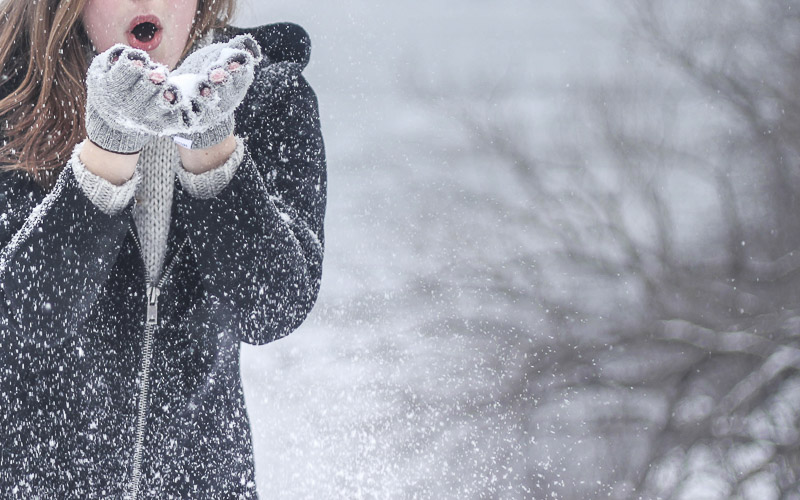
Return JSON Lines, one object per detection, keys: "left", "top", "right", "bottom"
{"left": 132, "top": 22, "right": 158, "bottom": 42}
{"left": 128, "top": 15, "right": 162, "bottom": 51}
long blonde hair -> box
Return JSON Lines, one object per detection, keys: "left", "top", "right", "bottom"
{"left": 0, "top": 0, "right": 237, "bottom": 190}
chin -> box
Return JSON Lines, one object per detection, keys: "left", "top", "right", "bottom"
{"left": 148, "top": 50, "right": 177, "bottom": 69}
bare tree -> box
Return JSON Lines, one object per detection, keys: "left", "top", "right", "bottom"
{"left": 399, "top": 1, "right": 800, "bottom": 498}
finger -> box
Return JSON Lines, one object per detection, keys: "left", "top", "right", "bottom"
{"left": 208, "top": 67, "right": 229, "bottom": 85}
{"left": 229, "top": 34, "right": 262, "bottom": 62}
{"left": 107, "top": 49, "right": 152, "bottom": 88}
{"left": 149, "top": 69, "right": 167, "bottom": 85}
{"left": 224, "top": 51, "right": 249, "bottom": 72}
{"left": 107, "top": 46, "right": 126, "bottom": 67}
{"left": 123, "top": 48, "right": 151, "bottom": 66}
{"left": 159, "top": 84, "right": 182, "bottom": 109}
{"left": 198, "top": 82, "right": 213, "bottom": 98}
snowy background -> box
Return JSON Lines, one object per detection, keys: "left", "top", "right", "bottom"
{"left": 235, "top": 1, "right": 800, "bottom": 499}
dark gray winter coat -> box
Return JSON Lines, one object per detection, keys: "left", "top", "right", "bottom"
{"left": 0, "top": 23, "right": 326, "bottom": 499}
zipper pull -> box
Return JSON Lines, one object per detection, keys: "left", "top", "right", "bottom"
{"left": 146, "top": 285, "right": 160, "bottom": 325}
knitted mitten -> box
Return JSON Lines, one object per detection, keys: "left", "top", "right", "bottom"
{"left": 85, "top": 45, "right": 183, "bottom": 153}
{"left": 167, "top": 34, "right": 263, "bottom": 150}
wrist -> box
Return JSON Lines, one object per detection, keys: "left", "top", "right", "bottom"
{"left": 177, "top": 134, "right": 237, "bottom": 174}
{"left": 174, "top": 115, "right": 235, "bottom": 151}
{"left": 88, "top": 139, "right": 140, "bottom": 155}
{"left": 80, "top": 139, "right": 140, "bottom": 186}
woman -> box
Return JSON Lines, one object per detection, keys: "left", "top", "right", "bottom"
{"left": 0, "top": 0, "right": 326, "bottom": 497}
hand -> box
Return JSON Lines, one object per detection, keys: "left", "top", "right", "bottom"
{"left": 166, "top": 34, "right": 263, "bottom": 150}
{"left": 85, "top": 45, "right": 183, "bottom": 153}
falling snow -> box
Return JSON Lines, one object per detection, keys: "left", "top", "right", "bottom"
{"left": 0, "top": 20, "right": 324, "bottom": 499}
{"left": 2, "top": 0, "right": 798, "bottom": 499}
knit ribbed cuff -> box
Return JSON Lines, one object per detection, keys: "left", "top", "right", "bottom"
{"left": 174, "top": 135, "right": 244, "bottom": 199}
{"left": 173, "top": 115, "right": 235, "bottom": 151}
{"left": 70, "top": 139, "right": 141, "bottom": 216}
{"left": 85, "top": 102, "right": 152, "bottom": 154}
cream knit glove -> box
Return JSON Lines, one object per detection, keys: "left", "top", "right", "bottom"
{"left": 85, "top": 45, "right": 182, "bottom": 153}
{"left": 168, "top": 34, "right": 263, "bottom": 150}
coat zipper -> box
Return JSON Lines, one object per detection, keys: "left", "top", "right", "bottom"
{"left": 124, "top": 227, "right": 189, "bottom": 500}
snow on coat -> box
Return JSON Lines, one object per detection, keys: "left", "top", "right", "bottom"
{"left": 0, "top": 22, "right": 327, "bottom": 499}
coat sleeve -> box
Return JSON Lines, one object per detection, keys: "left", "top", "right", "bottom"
{"left": 0, "top": 156, "right": 134, "bottom": 348}
{"left": 172, "top": 61, "right": 327, "bottom": 345}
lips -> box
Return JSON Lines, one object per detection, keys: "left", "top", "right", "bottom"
{"left": 127, "top": 15, "right": 163, "bottom": 52}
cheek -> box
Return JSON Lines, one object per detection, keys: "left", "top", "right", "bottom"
{"left": 81, "top": 0, "right": 119, "bottom": 52}
{"left": 160, "top": 0, "right": 198, "bottom": 67}
{"left": 171, "top": 0, "right": 199, "bottom": 35}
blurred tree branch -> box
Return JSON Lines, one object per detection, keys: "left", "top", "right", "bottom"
{"left": 399, "top": 0, "right": 800, "bottom": 498}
